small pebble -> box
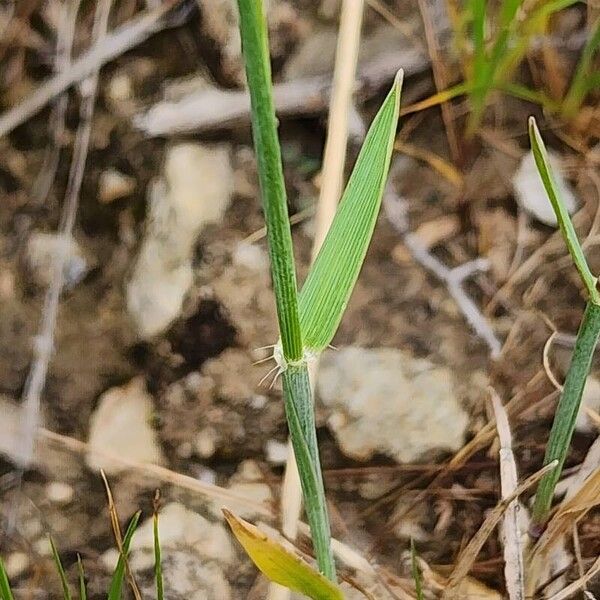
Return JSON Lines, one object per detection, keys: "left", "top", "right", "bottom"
{"left": 98, "top": 169, "right": 136, "bottom": 204}
{"left": 265, "top": 439, "right": 288, "bottom": 464}
{"left": 46, "top": 481, "right": 74, "bottom": 505}
{"left": 5, "top": 552, "right": 29, "bottom": 578}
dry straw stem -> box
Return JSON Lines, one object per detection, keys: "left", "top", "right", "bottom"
{"left": 441, "top": 461, "right": 557, "bottom": 600}
{"left": 101, "top": 471, "right": 142, "bottom": 600}
{"left": 16, "top": 0, "right": 112, "bottom": 472}
{"left": 31, "top": 0, "right": 81, "bottom": 206}
{"left": 273, "top": 2, "right": 365, "bottom": 597}
{"left": 490, "top": 389, "right": 525, "bottom": 600}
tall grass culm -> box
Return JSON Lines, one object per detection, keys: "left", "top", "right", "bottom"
{"left": 236, "top": 0, "right": 401, "bottom": 579}
{"left": 528, "top": 117, "right": 600, "bottom": 528}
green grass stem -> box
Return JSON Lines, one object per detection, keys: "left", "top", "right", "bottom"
{"left": 236, "top": 0, "right": 302, "bottom": 363}
{"left": 236, "top": 0, "right": 335, "bottom": 579}
{"left": 529, "top": 117, "right": 600, "bottom": 526}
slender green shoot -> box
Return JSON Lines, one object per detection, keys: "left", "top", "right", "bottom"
{"left": 0, "top": 559, "right": 14, "bottom": 600}
{"left": 153, "top": 503, "right": 164, "bottom": 600}
{"left": 77, "top": 555, "right": 87, "bottom": 600}
{"left": 410, "top": 540, "right": 424, "bottom": 600}
{"left": 50, "top": 537, "right": 72, "bottom": 600}
{"left": 529, "top": 117, "right": 600, "bottom": 526}
{"left": 107, "top": 511, "right": 141, "bottom": 600}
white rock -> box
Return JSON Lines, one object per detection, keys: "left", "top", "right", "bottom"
{"left": 577, "top": 376, "right": 600, "bottom": 432}
{"left": 46, "top": 481, "right": 74, "bottom": 505}
{"left": 134, "top": 502, "right": 234, "bottom": 565}
{"left": 265, "top": 439, "right": 288, "bottom": 464}
{"left": 5, "top": 552, "right": 29, "bottom": 578}
{"left": 146, "top": 551, "right": 232, "bottom": 600}
{"left": 98, "top": 168, "right": 136, "bottom": 203}
{"left": 26, "top": 232, "right": 87, "bottom": 288}
{"left": 513, "top": 150, "right": 577, "bottom": 226}
{"left": 127, "top": 143, "right": 233, "bottom": 338}
{"left": 195, "top": 426, "right": 218, "bottom": 459}
{"left": 86, "top": 377, "right": 164, "bottom": 474}
{"left": 317, "top": 347, "right": 469, "bottom": 462}
{"left": 233, "top": 242, "right": 269, "bottom": 271}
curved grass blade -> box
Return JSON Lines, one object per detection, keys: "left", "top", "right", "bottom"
{"left": 77, "top": 555, "right": 87, "bottom": 600}
{"left": 298, "top": 72, "right": 402, "bottom": 352}
{"left": 528, "top": 117, "right": 599, "bottom": 303}
{"left": 223, "top": 509, "right": 343, "bottom": 600}
{"left": 0, "top": 559, "right": 15, "bottom": 600}
{"left": 50, "top": 537, "right": 72, "bottom": 600}
{"left": 107, "top": 511, "right": 141, "bottom": 600}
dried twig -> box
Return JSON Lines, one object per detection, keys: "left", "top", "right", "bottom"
{"left": 491, "top": 389, "right": 525, "bottom": 600}
{"left": 384, "top": 186, "right": 502, "bottom": 357}
{"left": 134, "top": 45, "right": 428, "bottom": 136}
{"left": 16, "top": 0, "right": 112, "bottom": 470}
{"left": 442, "top": 461, "right": 558, "bottom": 599}
{"left": 31, "top": 0, "right": 81, "bottom": 205}
{"left": 0, "top": 0, "right": 188, "bottom": 138}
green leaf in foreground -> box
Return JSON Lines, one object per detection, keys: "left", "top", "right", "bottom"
{"left": 50, "top": 537, "right": 71, "bottom": 600}
{"left": 223, "top": 509, "right": 344, "bottom": 600}
{"left": 298, "top": 72, "right": 402, "bottom": 353}
{"left": 0, "top": 559, "right": 15, "bottom": 600}
{"left": 107, "top": 511, "right": 140, "bottom": 600}
{"left": 528, "top": 117, "right": 599, "bottom": 303}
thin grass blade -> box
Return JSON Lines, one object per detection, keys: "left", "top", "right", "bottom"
{"left": 528, "top": 117, "right": 599, "bottom": 302}
{"left": 298, "top": 72, "right": 402, "bottom": 352}
{"left": 0, "top": 559, "right": 14, "bottom": 600}
{"left": 50, "top": 537, "right": 72, "bottom": 600}
{"left": 77, "top": 556, "right": 87, "bottom": 600}
{"left": 107, "top": 511, "right": 141, "bottom": 600}
{"left": 153, "top": 507, "right": 164, "bottom": 600}
{"left": 410, "top": 540, "right": 424, "bottom": 600}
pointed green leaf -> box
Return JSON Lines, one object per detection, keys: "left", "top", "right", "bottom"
{"left": 50, "top": 537, "right": 72, "bottom": 600}
{"left": 223, "top": 509, "right": 344, "bottom": 600}
{"left": 107, "top": 511, "right": 140, "bottom": 600}
{"left": 528, "top": 117, "right": 599, "bottom": 303}
{"left": 0, "top": 559, "right": 14, "bottom": 600}
{"left": 298, "top": 72, "right": 402, "bottom": 352}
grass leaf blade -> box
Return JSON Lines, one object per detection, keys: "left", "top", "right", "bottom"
{"left": 528, "top": 117, "right": 599, "bottom": 302}
{"left": 50, "top": 537, "right": 72, "bottom": 600}
{"left": 107, "top": 511, "right": 141, "bottom": 600}
{"left": 0, "top": 559, "right": 15, "bottom": 600}
{"left": 77, "top": 556, "right": 87, "bottom": 600}
{"left": 298, "top": 72, "right": 402, "bottom": 352}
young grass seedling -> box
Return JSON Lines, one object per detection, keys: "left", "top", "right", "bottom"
{"left": 529, "top": 117, "right": 600, "bottom": 527}
{"left": 236, "top": 0, "right": 401, "bottom": 580}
